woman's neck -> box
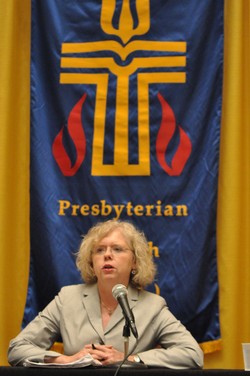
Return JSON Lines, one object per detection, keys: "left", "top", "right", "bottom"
{"left": 97, "top": 282, "right": 117, "bottom": 306}
{"left": 97, "top": 283, "right": 118, "bottom": 327}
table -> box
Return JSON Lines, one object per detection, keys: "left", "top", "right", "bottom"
{"left": 0, "top": 367, "right": 249, "bottom": 376}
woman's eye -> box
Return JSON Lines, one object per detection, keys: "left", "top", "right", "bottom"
{"left": 113, "top": 246, "right": 122, "bottom": 253}
{"left": 95, "top": 247, "right": 104, "bottom": 254}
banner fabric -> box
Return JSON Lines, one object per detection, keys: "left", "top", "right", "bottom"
{"left": 24, "top": 0, "right": 224, "bottom": 352}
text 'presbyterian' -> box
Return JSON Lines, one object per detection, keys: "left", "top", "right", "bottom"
{"left": 58, "top": 199, "right": 188, "bottom": 219}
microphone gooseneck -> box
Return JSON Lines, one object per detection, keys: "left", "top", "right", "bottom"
{"left": 112, "top": 284, "right": 138, "bottom": 339}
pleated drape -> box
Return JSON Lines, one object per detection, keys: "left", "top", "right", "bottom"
{"left": 0, "top": 0, "right": 30, "bottom": 365}
{"left": 204, "top": 0, "right": 250, "bottom": 368}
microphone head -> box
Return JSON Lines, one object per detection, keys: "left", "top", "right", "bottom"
{"left": 112, "top": 284, "right": 127, "bottom": 300}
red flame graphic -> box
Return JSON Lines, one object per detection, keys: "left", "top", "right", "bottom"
{"left": 52, "top": 94, "right": 87, "bottom": 176}
{"left": 156, "top": 93, "right": 192, "bottom": 176}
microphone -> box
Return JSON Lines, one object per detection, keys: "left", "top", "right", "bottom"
{"left": 112, "top": 284, "right": 138, "bottom": 339}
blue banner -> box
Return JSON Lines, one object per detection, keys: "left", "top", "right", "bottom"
{"left": 25, "top": 0, "right": 223, "bottom": 348}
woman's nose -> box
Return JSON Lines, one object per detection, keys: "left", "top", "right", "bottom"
{"left": 104, "top": 247, "right": 113, "bottom": 258}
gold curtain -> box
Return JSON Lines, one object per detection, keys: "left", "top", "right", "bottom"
{"left": 0, "top": 0, "right": 249, "bottom": 368}
{"left": 0, "top": 0, "right": 30, "bottom": 366}
{"left": 204, "top": 0, "right": 250, "bottom": 368}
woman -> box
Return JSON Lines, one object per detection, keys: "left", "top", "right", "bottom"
{"left": 8, "top": 219, "right": 204, "bottom": 368}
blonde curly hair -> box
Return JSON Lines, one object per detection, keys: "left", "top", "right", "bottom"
{"left": 76, "top": 219, "right": 156, "bottom": 288}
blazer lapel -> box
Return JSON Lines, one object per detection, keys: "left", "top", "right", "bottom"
{"left": 81, "top": 284, "right": 105, "bottom": 343}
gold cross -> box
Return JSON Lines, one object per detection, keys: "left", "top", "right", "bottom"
{"left": 60, "top": 0, "right": 186, "bottom": 176}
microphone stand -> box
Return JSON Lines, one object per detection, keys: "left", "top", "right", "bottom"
{"left": 109, "top": 319, "right": 147, "bottom": 374}
{"left": 123, "top": 319, "right": 130, "bottom": 358}
{"left": 116, "top": 319, "right": 146, "bottom": 369}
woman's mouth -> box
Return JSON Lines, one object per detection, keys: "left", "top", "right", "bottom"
{"left": 102, "top": 264, "right": 114, "bottom": 271}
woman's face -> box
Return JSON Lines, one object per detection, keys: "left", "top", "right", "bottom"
{"left": 91, "top": 228, "right": 136, "bottom": 288}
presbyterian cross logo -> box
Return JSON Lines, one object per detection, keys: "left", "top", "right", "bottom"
{"left": 52, "top": 0, "right": 192, "bottom": 177}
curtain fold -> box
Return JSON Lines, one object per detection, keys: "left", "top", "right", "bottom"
{"left": 0, "top": 0, "right": 249, "bottom": 368}
{"left": 204, "top": 0, "right": 250, "bottom": 368}
{"left": 0, "top": 0, "right": 30, "bottom": 365}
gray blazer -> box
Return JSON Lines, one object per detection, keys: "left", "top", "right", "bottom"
{"left": 8, "top": 284, "right": 203, "bottom": 368}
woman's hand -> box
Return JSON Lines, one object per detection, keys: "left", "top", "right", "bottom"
{"left": 44, "top": 346, "right": 91, "bottom": 364}
{"left": 44, "top": 343, "right": 125, "bottom": 365}
{"left": 87, "top": 343, "right": 124, "bottom": 365}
